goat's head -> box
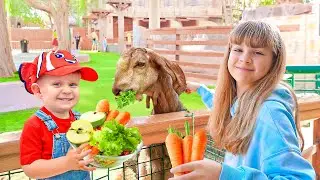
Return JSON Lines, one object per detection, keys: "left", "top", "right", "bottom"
{"left": 112, "top": 47, "right": 186, "bottom": 101}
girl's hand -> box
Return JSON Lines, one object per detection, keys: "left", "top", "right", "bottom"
{"left": 186, "top": 81, "right": 201, "bottom": 93}
{"left": 169, "top": 159, "right": 222, "bottom": 180}
{"left": 65, "top": 143, "right": 96, "bottom": 171}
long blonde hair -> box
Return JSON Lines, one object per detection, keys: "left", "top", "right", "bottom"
{"left": 208, "top": 21, "right": 304, "bottom": 154}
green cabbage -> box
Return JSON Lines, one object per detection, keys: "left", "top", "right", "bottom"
{"left": 89, "top": 120, "right": 142, "bottom": 156}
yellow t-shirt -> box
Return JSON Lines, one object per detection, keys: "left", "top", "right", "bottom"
{"left": 53, "top": 31, "right": 58, "bottom": 39}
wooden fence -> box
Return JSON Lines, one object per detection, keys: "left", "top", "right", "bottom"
{"left": 1, "top": 97, "right": 320, "bottom": 177}
{"left": 146, "top": 25, "right": 300, "bottom": 85}
{"left": 9, "top": 28, "right": 120, "bottom": 51}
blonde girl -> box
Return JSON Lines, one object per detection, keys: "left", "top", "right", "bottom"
{"left": 171, "top": 21, "right": 315, "bottom": 179}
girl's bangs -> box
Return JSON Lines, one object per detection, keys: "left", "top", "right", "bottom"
{"left": 229, "top": 23, "right": 274, "bottom": 50}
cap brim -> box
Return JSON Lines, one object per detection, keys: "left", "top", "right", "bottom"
{"left": 45, "top": 65, "right": 98, "bottom": 81}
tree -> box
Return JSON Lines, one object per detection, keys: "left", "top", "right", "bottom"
{"left": 23, "top": 0, "right": 99, "bottom": 50}
{"left": 25, "top": 0, "right": 71, "bottom": 50}
{"left": 0, "top": 0, "right": 16, "bottom": 77}
{"left": 5, "top": 0, "right": 45, "bottom": 27}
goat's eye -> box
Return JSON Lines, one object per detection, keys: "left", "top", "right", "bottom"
{"left": 135, "top": 62, "right": 145, "bottom": 68}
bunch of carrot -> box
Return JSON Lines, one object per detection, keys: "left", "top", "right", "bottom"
{"left": 165, "top": 119, "right": 207, "bottom": 176}
{"left": 96, "top": 99, "right": 131, "bottom": 126}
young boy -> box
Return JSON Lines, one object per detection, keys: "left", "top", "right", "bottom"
{"left": 19, "top": 50, "right": 98, "bottom": 179}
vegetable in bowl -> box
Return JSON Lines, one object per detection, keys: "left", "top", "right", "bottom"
{"left": 90, "top": 120, "right": 142, "bottom": 156}
{"left": 87, "top": 120, "right": 143, "bottom": 168}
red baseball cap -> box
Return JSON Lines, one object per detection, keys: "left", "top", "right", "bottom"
{"left": 18, "top": 50, "right": 98, "bottom": 94}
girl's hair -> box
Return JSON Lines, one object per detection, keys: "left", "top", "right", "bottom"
{"left": 208, "top": 21, "right": 304, "bottom": 154}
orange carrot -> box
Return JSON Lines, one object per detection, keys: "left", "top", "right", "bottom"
{"left": 83, "top": 144, "right": 92, "bottom": 151}
{"left": 90, "top": 146, "right": 100, "bottom": 156}
{"left": 106, "top": 110, "right": 119, "bottom": 121}
{"left": 96, "top": 99, "right": 110, "bottom": 113}
{"left": 191, "top": 129, "right": 207, "bottom": 161}
{"left": 165, "top": 127, "right": 184, "bottom": 176}
{"left": 183, "top": 121, "right": 193, "bottom": 164}
{"left": 115, "top": 111, "right": 131, "bottom": 125}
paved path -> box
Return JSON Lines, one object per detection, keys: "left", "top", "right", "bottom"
{"left": 0, "top": 82, "right": 42, "bottom": 113}
{"left": 0, "top": 50, "right": 90, "bottom": 113}
{"left": 12, "top": 50, "right": 90, "bottom": 70}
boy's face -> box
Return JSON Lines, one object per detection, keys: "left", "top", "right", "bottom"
{"left": 34, "top": 73, "right": 81, "bottom": 114}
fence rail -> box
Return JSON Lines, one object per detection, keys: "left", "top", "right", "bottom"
{"left": 1, "top": 96, "right": 320, "bottom": 178}
{"left": 146, "top": 25, "right": 300, "bottom": 85}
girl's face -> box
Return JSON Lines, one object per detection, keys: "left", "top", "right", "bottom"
{"left": 228, "top": 42, "right": 273, "bottom": 93}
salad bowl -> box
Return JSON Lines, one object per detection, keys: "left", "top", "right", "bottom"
{"left": 69, "top": 141, "right": 143, "bottom": 168}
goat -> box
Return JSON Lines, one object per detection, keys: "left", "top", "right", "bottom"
{"left": 112, "top": 47, "right": 187, "bottom": 179}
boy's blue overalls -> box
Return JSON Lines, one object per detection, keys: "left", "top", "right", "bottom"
{"left": 35, "top": 110, "right": 90, "bottom": 180}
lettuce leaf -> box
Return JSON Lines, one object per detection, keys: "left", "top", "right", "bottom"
{"left": 115, "top": 90, "right": 136, "bottom": 109}
{"left": 89, "top": 120, "right": 142, "bottom": 156}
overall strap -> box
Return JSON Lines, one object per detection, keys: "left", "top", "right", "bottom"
{"left": 35, "top": 110, "right": 58, "bottom": 131}
{"left": 72, "top": 110, "right": 81, "bottom": 120}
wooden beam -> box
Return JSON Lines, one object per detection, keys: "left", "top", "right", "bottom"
{"left": 127, "top": 110, "right": 210, "bottom": 146}
{"left": 177, "top": 50, "right": 224, "bottom": 57}
{"left": 148, "top": 28, "right": 176, "bottom": 35}
{"left": 147, "top": 40, "right": 176, "bottom": 45}
{"left": 176, "top": 26, "right": 232, "bottom": 35}
{"left": 176, "top": 61, "right": 220, "bottom": 69}
{"left": 177, "top": 40, "right": 228, "bottom": 46}
{"left": 185, "top": 72, "right": 218, "bottom": 80}
{"left": 153, "top": 49, "right": 175, "bottom": 55}
{"left": 299, "top": 97, "right": 320, "bottom": 111}
{"left": 300, "top": 109, "right": 320, "bottom": 121}
{"left": 0, "top": 131, "right": 21, "bottom": 172}
{"left": 147, "top": 40, "right": 228, "bottom": 46}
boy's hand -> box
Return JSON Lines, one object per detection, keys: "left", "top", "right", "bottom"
{"left": 65, "top": 143, "right": 96, "bottom": 171}
{"left": 185, "top": 81, "right": 201, "bottom": 93}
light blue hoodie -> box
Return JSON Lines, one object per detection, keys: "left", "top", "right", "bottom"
{"left": 197, "top": 84, "right": 315, "bottom": 180}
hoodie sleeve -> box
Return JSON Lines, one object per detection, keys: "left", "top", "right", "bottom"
{"left": 197, "top": 85, "right": 214, "bottom": 109}
{"left": 220, "top": 151, "right": 315, "bottom": 180}
{"left": 219, "top": 100, "right": 315, "bottom": 180}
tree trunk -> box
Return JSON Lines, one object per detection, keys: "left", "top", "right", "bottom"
{"left": 25, "top": 0, "right": 71, "bottom": 51}
{"left": 52, "top": 11, "right": 71, "bottom": 51}
{"left": 0, "top": 0, "right": 15, "bottom": 77}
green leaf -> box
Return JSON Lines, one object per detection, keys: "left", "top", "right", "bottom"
{"left": 89, "top": 120, "right": 142, "bottom": 156}
{"left": 5, "top": 0, "right": 45, "bottom": 26}
{"left": 115, "top": 90, "right": 137, "bottom": 109}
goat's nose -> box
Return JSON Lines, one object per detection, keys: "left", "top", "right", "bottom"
{"left": 112, "top": 87, "right": 121, "bottom": 96}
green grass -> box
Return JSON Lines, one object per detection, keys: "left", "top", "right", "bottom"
{"left": 0, "top": 72, "right": 20, "bottom": 82}
{"left": 0, "top": 52, "right": 207, "bottom": 133}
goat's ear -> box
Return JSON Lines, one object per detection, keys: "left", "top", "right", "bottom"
{"left": 146, "top": 49, "right": 187, "bottom": 95}
{"left": 121, "top": 47, "right": 135, "bottom": 57}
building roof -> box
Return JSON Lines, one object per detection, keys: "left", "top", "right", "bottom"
{"left": 82, "top": 13, "right": 98, "bottom": 20}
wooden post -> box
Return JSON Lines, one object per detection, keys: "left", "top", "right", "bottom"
{"left": 176, "top": 32, "right": 180, "bottom": 61}
{"left": 313, "top": 118, "right": 320, "bottom": 177}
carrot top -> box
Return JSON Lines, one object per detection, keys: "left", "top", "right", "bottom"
{"left": 184, "top": 121, "right": 190, "bottom": 136}
{"left": 184, "top": 112, "right": 195, "bottom": 136}
{"left": 168, "top": 126, "right": 183, "bottom": 138}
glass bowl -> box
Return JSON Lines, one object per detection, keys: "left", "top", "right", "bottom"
{"left": 70, "top": 141, "right": 143, "bottom": 168}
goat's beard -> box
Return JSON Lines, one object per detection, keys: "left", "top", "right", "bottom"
{"left": 135, "top": 93, "right": 143, "bottom": 101}
{"left": 135, "top": 89, "right": 154, "bottom": 102}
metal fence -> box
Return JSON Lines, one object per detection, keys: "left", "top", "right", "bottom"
{"left": 0, "top": 135, "right": 225, "bottom": 180}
